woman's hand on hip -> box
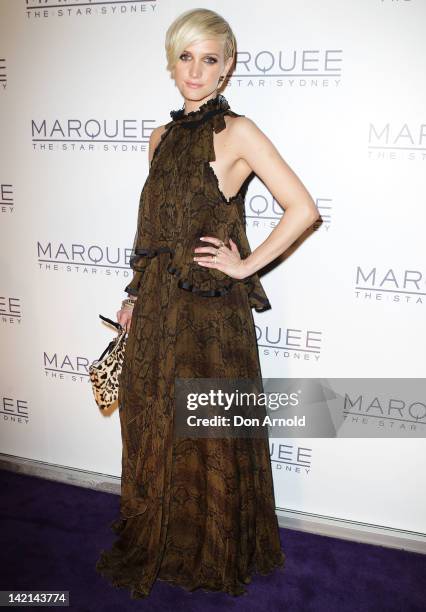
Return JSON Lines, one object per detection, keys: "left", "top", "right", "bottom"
{"left": 193, "top": 237, "right": 251, "bottom": 280}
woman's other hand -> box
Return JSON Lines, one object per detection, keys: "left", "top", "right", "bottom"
{"left": 117, "top": 307, "right": 133, "bottom": 333}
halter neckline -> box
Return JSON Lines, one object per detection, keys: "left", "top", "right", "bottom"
{"left": 170, "top": 93, "right": 230, "bottom": 124}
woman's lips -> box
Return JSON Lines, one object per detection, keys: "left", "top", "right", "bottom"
{"left": 185, "top": 81, "right": 203, "bottom": 89}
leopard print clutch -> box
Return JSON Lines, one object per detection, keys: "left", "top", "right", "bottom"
{"left": 89, "top": 314, "right": 127, "bottom": 411}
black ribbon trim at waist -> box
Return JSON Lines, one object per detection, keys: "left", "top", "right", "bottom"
{"left": 128, "top": 245, "right": 272, "bottom": 311}
{"left": 133, "top": 246, "right": 173, "bottom": 258}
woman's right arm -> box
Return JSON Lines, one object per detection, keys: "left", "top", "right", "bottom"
{"left": 117, "top": 126, "right": 165, "bottom": 332}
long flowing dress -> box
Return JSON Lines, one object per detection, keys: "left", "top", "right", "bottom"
{"left": 95, "top": 93, "right": 286, "bottom": 599}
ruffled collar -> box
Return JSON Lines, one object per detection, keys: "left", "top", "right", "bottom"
{"left": 170, "top": 93, "right": 230, "bottom": 124}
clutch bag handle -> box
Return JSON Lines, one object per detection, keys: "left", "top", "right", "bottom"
{"left": 96, "top": 314, "right": 126, "bottom": 362}
{"left": 99, "top": 313, "right": 123, "bottom": 331}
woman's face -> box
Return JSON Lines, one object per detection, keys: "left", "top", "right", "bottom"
{"left": 172, "top": 38, "right": 233, "bottom": 104}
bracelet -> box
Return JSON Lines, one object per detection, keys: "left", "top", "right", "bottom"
{"left": 122, "top": 298, "right": 135, "bottom": 309}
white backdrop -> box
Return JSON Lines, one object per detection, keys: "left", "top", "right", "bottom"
{"left": 1, "top": 0, "right": 425, "bottom": 537}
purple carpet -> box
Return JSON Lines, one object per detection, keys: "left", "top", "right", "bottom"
{"left": 1, "top": 468, "right": 424, "bottom": 611}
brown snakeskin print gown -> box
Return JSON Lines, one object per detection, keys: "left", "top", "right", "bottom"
{"left": 95, "top": 93, "right": 285, "bottom": 598}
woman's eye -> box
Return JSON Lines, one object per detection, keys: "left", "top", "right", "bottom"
{"left": 179, "top": 54, "right": 217, "bottom": 64}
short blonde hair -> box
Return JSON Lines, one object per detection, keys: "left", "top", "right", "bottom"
{"left": 165, "top": 8, "right": 236, "bottom": 73}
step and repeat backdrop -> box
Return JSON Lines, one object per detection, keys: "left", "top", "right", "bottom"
{"left": 1, "top": 0, "right": 425, "bottom": 537}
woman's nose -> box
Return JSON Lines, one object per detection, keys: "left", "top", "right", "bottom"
{"left": 189, "top": 61, "right": 202, "bottom": 78}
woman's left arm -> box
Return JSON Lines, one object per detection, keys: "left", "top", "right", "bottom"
{"left": 232, "top": 116, "right": 320, "bottom": 276}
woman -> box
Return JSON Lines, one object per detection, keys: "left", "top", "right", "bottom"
{"left": 96, "top": 8, "right": 319, "bottom": 600}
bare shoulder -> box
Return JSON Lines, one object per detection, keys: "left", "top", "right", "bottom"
{"left": 224, "top": 114, "right": 269, "bottom": 156}
{"left": 148, "top": 124, "right": 167, "bottom": 164}
{"left": 149, "top": 124, "right": 167, "bottom": 147}
{"left": 225, "top": 114, "right": 286, "bottom": 180}
{"left": 226, "top": 114, "right": 266, "bottom": 141}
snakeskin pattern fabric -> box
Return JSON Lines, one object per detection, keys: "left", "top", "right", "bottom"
{"left": 95, "top": 93, "right": 286, "bottom": 598}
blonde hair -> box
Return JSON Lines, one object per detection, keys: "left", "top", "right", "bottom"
{"left": 165, "top": 8, "right": 236, "bottom": 74}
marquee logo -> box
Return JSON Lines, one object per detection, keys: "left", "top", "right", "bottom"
{"left": 244, "top": 190, "right": 283, "bottom": 230}
{"left": 44, "top": 351, "right": 90, "bottom": 382}
{"left": 368, "top": 122, "right": 426, "bottom": 161}
{"left": 266, "top": 379, "right": 426, "bottom": 439}
{"left": 1, "top": 183, "right": 14, "bottom": 214}
{"left": 343, "top": 390, "right": 425, "bottom": 433}
{"left": 0, "top": 297, "right": 22, "bottom": 325}
{"left": 0, "top": 57, "right": 6, "bottom": 90}
{"left": 25, "top": 0, "right": 158, "bottom": 19}
{"left": 1, "top": 396, "right": 29, "bottom": 424}
{"left": 245, "top": 190, "right": 327, "bottom": 232}
{"left": 31, "top": 117, "right": 155, "bottom": 152}
{"left": 270, "top": 441, "right": 312, "bottom": 475}
{"left": 37, "top": 241, "right": 134, "bottom": 283}
{"left": 355, "top": 266, "right": 425, "bottom": 304}
{"left": 255, "top": 324, "right": 322, "bottom": 361}
{"left": 227, "top": 49, "right": 342, "bottom": 89}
